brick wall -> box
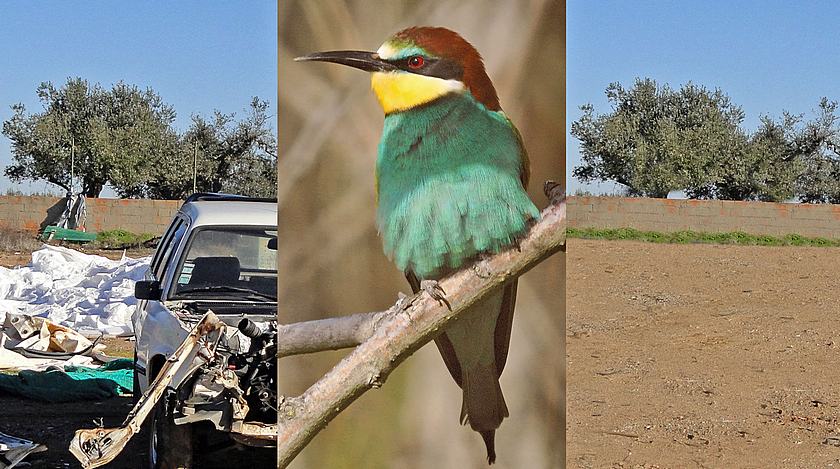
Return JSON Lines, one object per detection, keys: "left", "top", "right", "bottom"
{"left": 3, "top": 194, "right": 838, "bottom": 240}
{"left": 568, "top": 196, "right": 840, "bottom": 239}
{"left": 0, "top": 196, "right": 182, "bottom": 236}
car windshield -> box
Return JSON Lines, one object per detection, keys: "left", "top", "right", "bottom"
{"left": 173, "top": 226, "right": 277, "bottom": 301}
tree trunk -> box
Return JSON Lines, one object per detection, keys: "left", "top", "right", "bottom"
{"left": 83, "top": 178, "right": 105, "bottom": 198}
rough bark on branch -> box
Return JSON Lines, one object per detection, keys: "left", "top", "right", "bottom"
{"left": 276, "top": 197, "right": 566, "bottom": 467}
{"left": 276, "top": 311, "right": 388, "bottom": 357}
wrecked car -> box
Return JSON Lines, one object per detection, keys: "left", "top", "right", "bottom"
{"left": 71, "top": 193, "right": 278, "bottom": 468}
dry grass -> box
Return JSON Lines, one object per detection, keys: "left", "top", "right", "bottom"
{"left": 0, "top": 226, "right": 43, "bottom": 252}
{"left": 568, "top": 227, "right": 840, "bottom": 247}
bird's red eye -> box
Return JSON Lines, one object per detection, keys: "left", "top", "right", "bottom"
{"left": 408, "top": 56, "right": 424, "bottom": 69}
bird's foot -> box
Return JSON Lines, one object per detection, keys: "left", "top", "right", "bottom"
{"left": 543, "top": 180, "right": 565, "bottom": 205}
{"left": 421, "top": 279, "right": 451, "bottom": 310}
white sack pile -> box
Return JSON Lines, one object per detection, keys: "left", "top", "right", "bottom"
{"left": 0, "top": 245, "right": 150, "bottom": 337}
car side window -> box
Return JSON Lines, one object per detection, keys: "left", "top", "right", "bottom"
{"left": 152, "top": 219, "right": 188, "bottom": 281}
{"left": 150, "top": 218, "right": 181, "bottom": 275}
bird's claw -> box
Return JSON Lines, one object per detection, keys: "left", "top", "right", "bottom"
{"left": 543, "top": 180, "right": 565, "bottom": 205}
{"left": 421, "top": 280, "right": 445, "bottom": 301}
{"left": 421, "top": 280, "right": 451, "bottom": 310}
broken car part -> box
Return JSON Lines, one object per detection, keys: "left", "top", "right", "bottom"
{"left": 69, "top": 311, "right": 224, "bottom": 469}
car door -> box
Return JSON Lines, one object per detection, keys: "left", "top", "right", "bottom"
{"left": 134, "top": 215, "right": 191, "bottom": 390}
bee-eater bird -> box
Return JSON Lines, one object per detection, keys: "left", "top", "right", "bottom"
{"left": 297, "top": 26, "right": 539, "bottom": 464}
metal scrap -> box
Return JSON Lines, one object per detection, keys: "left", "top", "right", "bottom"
{"left": 68, "top": 311, "right": 224, "bottom": 469}
{"left": 0, "top": 431, "right": 47, "bottom": 469}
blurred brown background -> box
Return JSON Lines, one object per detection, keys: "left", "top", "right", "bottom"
{"left": 277, "top": 1, "right": 565, "bottom": 467}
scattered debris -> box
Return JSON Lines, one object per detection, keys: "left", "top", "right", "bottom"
{"left": 824, "top": 435, "right": 840, "bottom": 447}
{"left": 0, "top": 431, "right": 46, "bottom": 469}
{"left": 1, "top": 314, "right": 118, "bottom": 372}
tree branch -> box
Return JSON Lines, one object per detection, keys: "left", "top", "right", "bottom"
{"left": 276, "top": 311, "right": 388, "bottom": 358}
{"left": 276, "top": 193, "right": 566, "bottom": 467}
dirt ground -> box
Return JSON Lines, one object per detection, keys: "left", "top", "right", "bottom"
{"left": 567, "top": 239, "right": 840, "bottom": 468}
{"left": 0, "top": 248, "right": 274, "bottom": 468}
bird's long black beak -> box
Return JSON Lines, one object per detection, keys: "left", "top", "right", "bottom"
{"left": 294, "top": 50, "right": 398, "bottom": 72}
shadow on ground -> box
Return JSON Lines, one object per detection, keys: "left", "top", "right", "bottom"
{"left": 0, "top": 395, "right": 275, "bottom": 468}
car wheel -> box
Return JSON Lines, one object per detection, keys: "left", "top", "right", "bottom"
{"left": 148, "top": 393, "right": 194, "bottom": 469}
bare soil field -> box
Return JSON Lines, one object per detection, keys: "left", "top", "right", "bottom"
{"left": 0, "top": 248, "right": 274, "bottom": 468}
{"left": 567, "top": 239, "right": 840, "bottom": 468}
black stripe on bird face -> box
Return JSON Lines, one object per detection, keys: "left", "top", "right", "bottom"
{"left": 389, "top": 56, "right": 464, "bottom": 81}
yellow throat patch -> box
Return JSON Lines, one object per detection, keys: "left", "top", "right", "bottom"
{"left": 371, "top": 72, "right": 464, "bottom": 114}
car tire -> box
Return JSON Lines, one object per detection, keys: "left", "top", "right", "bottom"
{"left": 148, "top": 393, "right": 194, "bottom": 469}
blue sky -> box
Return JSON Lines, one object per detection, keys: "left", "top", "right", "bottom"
{"left": 4, "top": 2, "right": 837, "bottom": 197}
{"left": 0, "top": 1, "right": 276, "bottom": 196}
{"left": 567, "top": 1, "right": 840, "bottom": 194}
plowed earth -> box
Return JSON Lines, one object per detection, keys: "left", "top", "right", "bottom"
{"left": 567, "top": 239, "right": 840, "bottom": 468}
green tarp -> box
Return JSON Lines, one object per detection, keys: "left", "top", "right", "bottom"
{"left": 0, "top": 358, "right": 133, "bottom": 402}
{"left": 41, "top": 225, "right": 97, "bottom": 243}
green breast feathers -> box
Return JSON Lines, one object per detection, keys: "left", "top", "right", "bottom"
{"left": 375, "top": 93, "right": 539, "bottom": 279}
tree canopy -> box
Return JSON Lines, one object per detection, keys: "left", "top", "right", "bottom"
{"left": 127, "top": 97, "right": 277, "bottom": 199}
{"left": 3, "top": 78, "right": 276, "bottom": 199}
{"left": 572, "top": 79, "right": 840, "bottom": 202}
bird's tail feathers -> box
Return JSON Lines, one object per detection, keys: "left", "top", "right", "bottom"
{"left": 480, "top": 430, "right": 497, "bottom": 464}
{"left": 459, "top": 362, "right": 509, "bottom": 431}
